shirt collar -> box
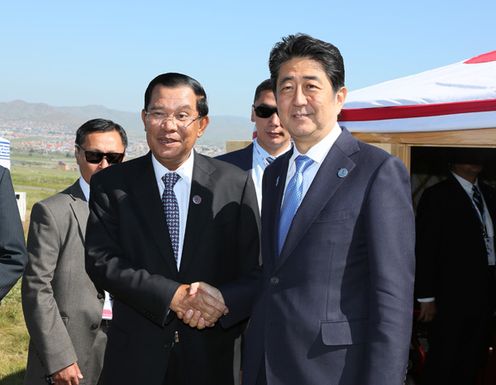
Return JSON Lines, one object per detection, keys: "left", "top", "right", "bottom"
{"left": 451, "top": 171, "right": 479, "bottom": 193}
{"left": 253, "top": 137, "right": 292, "bottom": 160}
{"left": 290, "top": 123, "right": 342, "bottom": 164}
{"left": 151, "top": 151, "right": 194, "bottom": 187}
{"left": 79, "top": 177, "right": 90, "bottom": 202}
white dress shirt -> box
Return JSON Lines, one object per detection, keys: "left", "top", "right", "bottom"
{"left": 151, "top": 152, "right": 194, "bottom": 270}
{"left": 282, "top": 123, "right": 342, "bottom": 204}
{"left": 251, "top": 137, "right": 291, "bottom": 211}
{"left": 80, "top": 177, "right": 113, "bottom": 319}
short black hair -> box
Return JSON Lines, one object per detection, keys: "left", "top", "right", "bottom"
{"left": 253, "top": 79, "right": 273, "bottom": 104}
{"left": 269, "top": 33, "right": 345, "bottom": 93}
{"left": 75, "top": 118, "right": 128, "bottom": 148}
{"left": 144, "top": 72, "right": 208, "bottom": 117}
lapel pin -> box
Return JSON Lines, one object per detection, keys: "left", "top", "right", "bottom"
{"left": 337, "top": 168, "right": 349, "bottom": 178}
{"left": 192, "top": 195, "right": 202, "bottom": 205}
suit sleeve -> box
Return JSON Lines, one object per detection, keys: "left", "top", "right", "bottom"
{"left": 21, "top": 202, "right": 77, "bottom": 375}
{"left": 85, "top": 176, "right": 180, "bottom": 327}
{"left": 362, "top": 156, "right": 415, "bottom": 385}
{"left": 221, "top": 172, "right": 263, "bottom": 328}
{"left": 0, "top": 167, "right": 27, "bottom": 301}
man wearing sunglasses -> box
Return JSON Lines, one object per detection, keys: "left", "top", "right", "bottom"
{"left": 85, "top": 73, "right": 259, "bottom": 385}
{"left": 23, "top": 118, "right": 127, "bottom": 385}
{"left": 217, "top": 79, "right": 291, "bottom": 211}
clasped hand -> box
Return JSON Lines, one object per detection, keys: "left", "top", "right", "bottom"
{"left": 170, "top": 282, "right": 227, "bottom": 329}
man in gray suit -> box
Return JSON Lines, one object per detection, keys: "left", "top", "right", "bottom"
{"left": 0, "top": 165, "right": 27, "bottom": 301}
{"left": 22, "top": 119, "right": 127, "bottom": 385}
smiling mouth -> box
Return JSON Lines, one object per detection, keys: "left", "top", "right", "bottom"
{"left": 158, "top": 137, "right": 178, "bottom": 144}
{"left": 293, "top": 112, "right": 311, "bottom": 119}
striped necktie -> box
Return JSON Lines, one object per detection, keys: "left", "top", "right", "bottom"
{"left": 278, "top": 155, "right": 314, "bottom": 254}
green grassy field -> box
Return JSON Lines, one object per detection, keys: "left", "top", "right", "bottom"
{"left": 0, "top": 152, "right": 79, "bottom": 383}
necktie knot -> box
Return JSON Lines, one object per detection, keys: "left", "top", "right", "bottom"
{"left": 162, "top": 172, "right": 181, "bottom": 189}
{"left": 294, "top": 155, "right": 314, "bottom": 174}
{"left": 265, "top": 156, "right": 275, "bottom": 166}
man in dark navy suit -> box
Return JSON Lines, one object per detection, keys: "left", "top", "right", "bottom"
{"left": 217, "top": 79, "right": 290, "bottom": 210}
{"left": 183, "top": 34, "right": 415, "bottom": 385}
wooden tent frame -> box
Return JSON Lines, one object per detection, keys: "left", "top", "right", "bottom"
{"left": 353, "top": 128, "right": 496, "bottom": 171}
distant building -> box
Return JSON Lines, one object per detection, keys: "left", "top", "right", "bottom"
{"left": 0, "top": 136, "right": 10, "bottom": 169}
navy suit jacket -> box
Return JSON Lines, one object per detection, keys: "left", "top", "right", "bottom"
{"left": 216, "top": 143, "right": 253, "bottom": 171}
{"left": 222, "top": 129, "right": 415, "bottom": 385}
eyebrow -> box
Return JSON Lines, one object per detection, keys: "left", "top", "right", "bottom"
{"left": 278, "top": 75, "right": 321, "bottom": 84}
{"left": 149, "top": 104, "right": 194, "bottom": 111}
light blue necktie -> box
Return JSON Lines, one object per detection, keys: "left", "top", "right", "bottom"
{"left": 278, "top": 155, "right": 314, "bottom": 254}
{"left": 162, "top": 172, "right": 181, "bottom": 262}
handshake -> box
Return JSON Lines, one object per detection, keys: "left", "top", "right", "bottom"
{"left": 170, "top": 282, "right": 227, "bottom": 329}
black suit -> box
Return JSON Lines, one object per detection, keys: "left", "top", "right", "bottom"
{"left": 85, "top": 152, "right": 259, "bottom": 385}
{"left": 415, "top": 174, "right": 496, "bottom": 385}
{"left": 0, "top": 165, "right": 27, "bottom": 300}
{"left": 216, "top": 143, "right": 253, "bottom": 171}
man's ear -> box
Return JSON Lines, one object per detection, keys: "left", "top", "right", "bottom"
{"left": 197, "top": 116, "right": 209, "bottom": 138}
{"left": 141, "top": 109, "right": 147, "bottom": 131}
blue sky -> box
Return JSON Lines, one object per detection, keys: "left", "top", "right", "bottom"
{"left": 1, "top": 0, "right": 494, "bottom": 117}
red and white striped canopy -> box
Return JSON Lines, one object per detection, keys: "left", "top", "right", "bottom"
{"left": 339, "top": 51, "right": 496, "bottom": 133}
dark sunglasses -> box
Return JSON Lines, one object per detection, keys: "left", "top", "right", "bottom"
{"left": 253, "top": 104, "right": 278, "bottom": 118}
{"left": 76, "top": 145, "right": 124, "bottom": 164}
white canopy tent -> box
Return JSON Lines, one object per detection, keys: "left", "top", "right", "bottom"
{"left": 337, "top": 51, "right": 496, "bottom": 171}
{"left": 339, "top": 51, "right": 496, "bottom": 133}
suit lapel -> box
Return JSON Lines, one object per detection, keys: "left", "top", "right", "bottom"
{"left": 127, "top": 154, "right": 178, "bottom": 274}
{"left": 266, "top": 152, "right": 291, "bottom": 265}
{"left": 180, "top": 153, "right": 215, "bottom": 274}
{"left": 244, "top": 143, "right": 254, "bottom": 171}
{"left": 276, "top": 130, "right": 359, "bottom": 269}
{"left": 67, "top": 181, "right": 89, "bottom": 239}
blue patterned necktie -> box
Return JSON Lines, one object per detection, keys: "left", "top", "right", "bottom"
{"left": 162, "top": 172, "right": 181, "bottom": 262}
{"left": 278, "top": 155, "right": 314, "bottom": 254}
{"left": 265, "top": 156, "right": 275, "bottom": 166}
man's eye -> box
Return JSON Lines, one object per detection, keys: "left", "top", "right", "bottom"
{"left": 280, "top": 83, "right": 293, "bottom": 92}
{"left": 152, "top": 112, "right": 166, "bottom": 119}
{"left": 176, "top": 113, "right": 190, "bottom": 121}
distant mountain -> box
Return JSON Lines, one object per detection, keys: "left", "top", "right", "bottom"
{"left": 0, "top": 100, "right": 252, "bottom": 146}
{"left": 198, "top": 115, "right": 253, "bottom": 146}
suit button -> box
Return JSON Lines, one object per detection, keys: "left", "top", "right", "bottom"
{"left": 97, "top": 293, "right": 104, "bottom": 300}
{"left": 90, "top": 323, "right": 99, "bottom": 330}
{"left": 270, "top": 277, "right": 279, "bottom": 285}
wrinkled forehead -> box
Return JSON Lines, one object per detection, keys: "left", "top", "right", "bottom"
{"left": 148, "top": 85, "right": 198, "bottom": 111}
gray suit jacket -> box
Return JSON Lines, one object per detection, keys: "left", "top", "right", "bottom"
{"left": 22, "top": 181, "right": 106, "bottom": 385}
{"left": 0, "top": 165, "right": 27, "bottom": 300}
